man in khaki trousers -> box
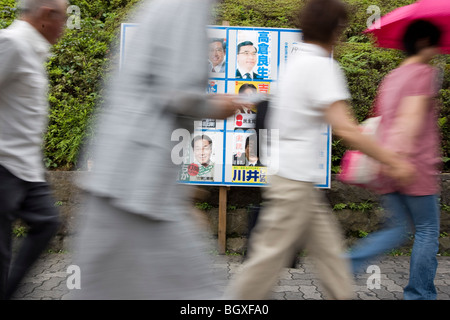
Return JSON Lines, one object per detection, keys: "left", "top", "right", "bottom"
{"left": 230, "top": 176, "right": 353, "bottom": 299}
{"left": 224, "top": 0, "right": 414, "bottom": 300}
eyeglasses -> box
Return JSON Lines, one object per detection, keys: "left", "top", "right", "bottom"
{"left": 209, "top": 48, "right": 224, "bottom": 53}
{"left": 238, "top": 51, "right": 257, "bottom": 56}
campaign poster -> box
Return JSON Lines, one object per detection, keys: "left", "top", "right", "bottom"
{"left": 120, "top": 24, "right": 331, "bottom": 188}
{"left": 178, "top": 130, "right": 223, "bottom": 184}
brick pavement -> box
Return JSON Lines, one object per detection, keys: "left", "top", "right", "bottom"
{"left": 10, "top": 252, "right": 450, "bottom": 300}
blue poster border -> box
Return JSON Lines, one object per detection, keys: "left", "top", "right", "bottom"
{"left": 119, "top": 24, "right": 331, "bottom": 188}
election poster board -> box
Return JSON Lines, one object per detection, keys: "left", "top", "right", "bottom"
{"left": 120, "top": 24, "right": 332, "bottom": 188}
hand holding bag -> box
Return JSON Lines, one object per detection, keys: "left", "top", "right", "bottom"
{"left": 338, "top": 116, "right": 382, "bottom": 187}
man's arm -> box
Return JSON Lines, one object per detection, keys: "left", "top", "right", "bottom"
{"left": 167, "top": 91, "right": 245, "bottom": 120}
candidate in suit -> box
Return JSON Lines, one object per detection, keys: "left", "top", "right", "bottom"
{"left": 208, "top": 38, "right": 226, "bottom": 73}
{"left": 190, "top": 134, "right": 215, "bottom": 181}
{"left": 235, "top": 41, "right": 263, "bottom": 80}
{"left": 237, "top": 83, "right": 257, "bottom": 114}
{"left": 232, "top": 134, "right": 262, "bottom": 166}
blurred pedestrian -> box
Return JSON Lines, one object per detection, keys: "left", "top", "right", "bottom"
{"left": 347, "top": 19, "right": 443, "bottom": 300}
{"left": 0, "top": 0, "right": 68, "bottom": 300}
{"left": 72, "top": 0, "right": 243, "bottom": 299}
{"left": 224, "top": 0, "right": 415, "bottom": 300}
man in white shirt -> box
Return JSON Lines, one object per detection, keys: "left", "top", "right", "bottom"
{"left": 0, "top": 0, "right": 67, "bottom": 299}
{"left": 225, "top": 0, "right": 414, "bottom": 300}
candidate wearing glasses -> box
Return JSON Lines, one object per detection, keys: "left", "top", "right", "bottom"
{"left": 236, "top": 41, "right": 263, "bottom": 80}
{"left": 208, "top": 38, "right": 226, "bottom": 73}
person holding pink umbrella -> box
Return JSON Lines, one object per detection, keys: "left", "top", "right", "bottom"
{"left": 348, "top": 19, "right": 444, "bottom": 300}
{"left": 366, "top": 0, "right": 450, "bottom": 54}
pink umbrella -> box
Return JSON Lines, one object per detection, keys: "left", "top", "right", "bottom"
{"left": 365, "top": 0, "right": 450, "bottom": 54}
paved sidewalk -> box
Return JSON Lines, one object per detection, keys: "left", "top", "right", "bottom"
{"left": 10, "top": 252, "right": 450, "bottom": 300}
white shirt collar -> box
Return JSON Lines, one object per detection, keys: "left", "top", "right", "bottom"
{"left": 8, "top": 20, "right": 51, "bottom": 61}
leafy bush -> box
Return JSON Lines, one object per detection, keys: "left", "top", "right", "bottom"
{"left": 343, "top": 0, "right": 416, "bottom": 41}
{"left": 0, "top": 0, "right": 17, "bottom": 28}
{"left": 44, "top": 0, "right": 143, "bottom": 169}
{"left": 212, "top": 0, "right": 302, "bottom": 28}
{"left": 0, "top": 0, "right": 141, "bottom": 169}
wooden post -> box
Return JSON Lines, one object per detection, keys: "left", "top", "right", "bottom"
{"left": 217, "top": 21, "right": 230, "bottom": 255}
{"left": 218, "top": 186, "right": 228, "bottom": 254}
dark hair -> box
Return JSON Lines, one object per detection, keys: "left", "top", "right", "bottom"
{"left": 192, "top": 135, "right": 212, "bottom": 149}
{"left": 237, "top": 41, "right": 257, "bottom": 54}
{"left": 238, "top": 83, "right": 257, "bottom": 94}
{"left": 245, "top": 134, "right": 259, "bottom": 157}
{"left": 297, "top": 0, "right": 348, "bottom": 44}
{"left": 245, "top": 134, "right": 256, "bottom": 148}
{"left": 402, "top": 20, "right": 442, "bottom": 56}
{"left": 210, "top": 38, "right": 226, "bottom": 51}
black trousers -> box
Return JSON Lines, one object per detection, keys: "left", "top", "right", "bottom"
{"left": 0, "top": 165, "right": 60, "bottom": 299}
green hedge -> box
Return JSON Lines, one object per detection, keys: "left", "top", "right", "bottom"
{"left": 1, "top": 0, "right": 141, "bottom": 169}
{"left": 46, "top": 0, "right": 143, "bottom": 169}
{"left": 1, "top": 0, "right": 449, "bottom": 171}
